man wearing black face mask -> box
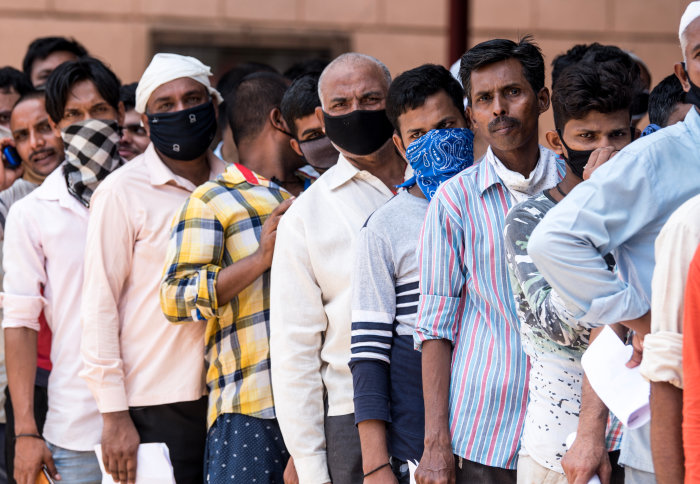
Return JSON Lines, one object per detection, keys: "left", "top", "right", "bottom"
{"left": 80, "top": 53, "right": 226, "bottom": 484}
{"left": 504, "top": 57, "right": 636, "bottom": 484}
{"left": 528, "top": 3, "right": 700, "bottom": 484}
{"left": 269, "top": 53, "right": 408, "bottom": 484}
{"left": 280, "top": 74, "right": 339, "bottom": 175}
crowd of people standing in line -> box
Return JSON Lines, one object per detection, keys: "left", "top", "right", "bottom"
{"left": 0, "top": 2, "right": 699, "bottom": 484}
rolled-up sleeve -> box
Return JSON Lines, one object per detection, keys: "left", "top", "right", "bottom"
{"left": 269, "top": 209, "right": 331, "bottom": 484}
{"left": 1, "top": 201, "right": 45, "bottom": 331}
{"left": 414, "top": 194, "right": 466, "bottom": 348}
{"left": 160, "top": 197, "right": 223, "bottom": 324}
{"left": 80, "top": 187, "right": 134, "bottom": 413}
{"left": 640, "top": 211, "right": 700, "bottom": 388}
{"left": 527, "top": 152, "right": 652, "bottom": 326}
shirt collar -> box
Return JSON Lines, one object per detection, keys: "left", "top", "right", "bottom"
{"left": 476, "top": 146, "right": 503, "bottom": 195}
{"left": 686, "top": 106, "right": 700, "bottom": 141}
{"left": 145, "top": 143, "right": 227, "bottom": 189}
{"left": 219, "top": 162, "right": 274, "bottom": 188}
{"left": 324, "top": 153, "right": 359, "bottom": 190}
{"left": 34, "top": 164, "right": 84, "bottom": 211}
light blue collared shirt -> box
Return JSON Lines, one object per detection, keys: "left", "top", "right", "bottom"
{"left": 528, "top": 107, "right": 700, "bottom": 472}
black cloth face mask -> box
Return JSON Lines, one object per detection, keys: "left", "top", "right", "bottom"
{"left": 147, "top": 101, "right": 217, "bottom": 161}
{"left": 322, "top": 109, "right": 394, "bottom": 156}
{"left": 556, "top": 129, "right": 594, "bottom": 179}
{"left": 683, "top": 62, "right": 700, "bottom": 109}
{"left": 298, "top": 135, "right": 339, "bottom": 172}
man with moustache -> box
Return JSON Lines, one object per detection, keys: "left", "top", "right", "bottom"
{"left": 270, "top": 53, "right": 408, "bottom": 484}
{"left": 117, "top": 83, "right": 150, "bottom": 161}
{"left": 3, "top": 57, "right": 123, "bottom": 484}
{"left": 80, "top": 53, "right": 226, "bottom": 484}
{"left": 413, "top": 36, "right": 563, "bottom": 484}
{"left": 0, "top": 91, "right": 64, "bottom": 234}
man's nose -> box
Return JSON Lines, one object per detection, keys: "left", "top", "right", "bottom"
{"left": 492, "top": 94, "right": 507, "bottom": 117}
{"left": 29, "top": 130, "right": 45, "bottom": 150}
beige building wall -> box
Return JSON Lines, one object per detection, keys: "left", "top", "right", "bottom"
{"left": 0, "top": 0, "right": 691, "bottom": 134}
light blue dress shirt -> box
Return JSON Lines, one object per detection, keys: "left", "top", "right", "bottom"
{"left": 528, "top": 107, "right": 700, "bottom": 473}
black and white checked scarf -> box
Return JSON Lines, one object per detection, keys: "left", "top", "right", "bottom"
{"left": 62, "top": 118, "right": 124, "bottom": 207}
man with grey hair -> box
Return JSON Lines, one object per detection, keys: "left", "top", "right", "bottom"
{"left": 528, "top": 2, "right": 700, "bottom": 483}
{"left": 270, "top": 52, "right": 407, "bottom": 484}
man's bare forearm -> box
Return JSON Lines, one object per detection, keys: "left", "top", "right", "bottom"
{"left": 422, "top": 339, "right": 452, "bottom": 444}
{"left": 215, "top": 251, "right": 268, "bottom": 305}
{"left": 5, "top": 327, "right": 38, "bottom": 434}
{"left": 650, "top": 382, "right": 684, "bottom": 484}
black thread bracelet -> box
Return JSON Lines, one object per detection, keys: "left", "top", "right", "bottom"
{"left": 363, "top": 462, "right": 391, "bottom": 478}
{"left": 14, "top": 433, "right": 43, "bottom": 443}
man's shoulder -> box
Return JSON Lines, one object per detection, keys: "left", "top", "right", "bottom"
{"left": 505, "top": 193, "right": 553, "bottom": 241}
{"left": 366, "top": 191, "right": 425, "bottom": 228}
{"left": 95, "top": 156, "right": 148, "bottom": 193}
{"left": 660, "top": 193, "right": 700, "bottom": 237}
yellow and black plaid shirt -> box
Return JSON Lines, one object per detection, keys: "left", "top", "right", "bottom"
{"left": 160, "top": 163, "right": 289, "bottom": 427}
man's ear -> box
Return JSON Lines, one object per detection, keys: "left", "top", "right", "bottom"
{"left": 315, "top": 106, "right": 325, "bottom": 134}
{"left": 465, "top": 106, "right": 475, "bottom": 130}
{"left": 633, "top": 127, "right": 641, "bottom": 140}
{"left": 674, "top": 62, "right": 691, "bottom": 92}
{"left": 48, "top": 116, "right": 61, "bottom": 139}
{"left": 270, "top": 107, "right": 287, "bottom": 131}
{"left": 290, "top": 138, "right": 303, "bottom": 157}
{"left": 141, "top": 113, "right": 150, "bottom": 138}
{"left": 117, "top": 101, "right": 126, "bottom": 126}
{"left": 537, "top": 87, "right": 551, "bottom": 114}
{"left": 392, "top": 131, "right": 407, "bottom": 161}
{"left": 545, "top": 129, "right": 565, "bottom": 156}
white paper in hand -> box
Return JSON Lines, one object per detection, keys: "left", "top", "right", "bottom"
{"left": 581, "top": 325, "right": 650, "bottom": 428}
{"left": 408, "top": 460, "right": 418, "bottom": 484}
{"left": 94, "top": 443, "right": 176, "bottom": 484}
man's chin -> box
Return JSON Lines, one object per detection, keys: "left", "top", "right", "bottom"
{"left": 119, "top": 148, "right": 138, "bottom": 160}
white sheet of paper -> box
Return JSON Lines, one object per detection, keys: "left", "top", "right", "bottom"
{"left": 581, "top": 325, "right": 650, "bottom": 429}
{"left": 94, "top": 443, "right": 176, "bottom": 484}
{"left": 408, "top": 460, "right": 418, "bottom": 484}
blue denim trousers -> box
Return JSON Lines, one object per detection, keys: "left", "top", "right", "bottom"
{"left": 45, "top": 441, "right": 101, "bottom": 484}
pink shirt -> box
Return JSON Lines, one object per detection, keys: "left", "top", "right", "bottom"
{"left": 1, "top": 168, "right": 100, "bottom": 451}
{"left": 80, "top": 144, "right": 226, "bottom": 412}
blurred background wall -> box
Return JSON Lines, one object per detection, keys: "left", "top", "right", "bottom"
{"left": 0, "top": 0, "right": 693, "bottom": 131}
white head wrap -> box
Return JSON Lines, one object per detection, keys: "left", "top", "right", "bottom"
{"left": 680, "top": 1, "right": 700, "bottom": 40}
{"left": 135, "top": 53, "right": 223, "bottom": 114}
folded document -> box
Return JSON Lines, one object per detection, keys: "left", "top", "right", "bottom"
{"left": 94, "top": 443, "right": 176, "bottom": 484}
{"left": 581, "top": 325, "right": 650, "bottom": 429}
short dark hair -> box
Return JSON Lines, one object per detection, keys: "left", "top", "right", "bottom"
{"left": 280, "top": 74, "right": 321, "bottom": 138}
{"left": 120, "top": 82, "right": 138, "bottom": 111}
{"left": 14, "top": 89, "right": 45, "bottom": 109}
{"left": 0, "top": 67, "right": 33, "bottom": 96}
{"left": 216, "top": 62, "right": 278, "bottom": 130}
{"left": 551, "top": 43, "right": 641, "bottom": 90}
{"left": 227, "top": 72, "right": 289, "bottom": 145}
{"left": 459, "top": 35, "right": 544, "bottom": 104}
{"left": 44, "top": 57, "right": 121, "bottom": 124}
{"left": 386, "top": 64, "right": 465, "bottom": 131}
{"left": 552, "top": 59, "right": 635, "bottom": 130}
{"left": 22, "top": 36, "right": 88, "bottom": 77}
{"left": 648, "top": 74, "right": 687, "bottom": 127}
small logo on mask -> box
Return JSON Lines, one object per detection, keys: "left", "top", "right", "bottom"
{"left": 173, "top": 144, "right": 180, "bottom": 152}
{"left": 189, "top": 114, "right": 197, "bottom": 123}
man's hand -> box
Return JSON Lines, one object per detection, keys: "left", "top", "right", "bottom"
{"left": 0, "top": 137, "right": 23, "bottom": 191}
{"left": 257, "top": 198, "right": 294, "bottom": 268}
{"left": 283, "top": 456, "right": 299, "bottom": 484}
{"left": 14, "top": 437, "right": 59, "bottom": 484}
{"left": 101, "top": 411, "right": 140, "bottom": 484}
{"left": 626, "top": 332, "right": 644, "bottom": 368}
{"left": 583, "top": 147, "right": 618, "bottom": 181}
{"left": 561, "top": 434, "right": 611, "bottom": 484}
{"left": 414, "top": 437, "right": 455, "bottom": 484}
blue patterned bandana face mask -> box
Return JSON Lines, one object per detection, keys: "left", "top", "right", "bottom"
{"left": 398, "top": 128, "right": 475, "bottom": 201}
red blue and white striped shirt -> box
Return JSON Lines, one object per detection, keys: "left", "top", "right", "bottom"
{"left": 414, "top": 147, "right": 564, "bottom": 469}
